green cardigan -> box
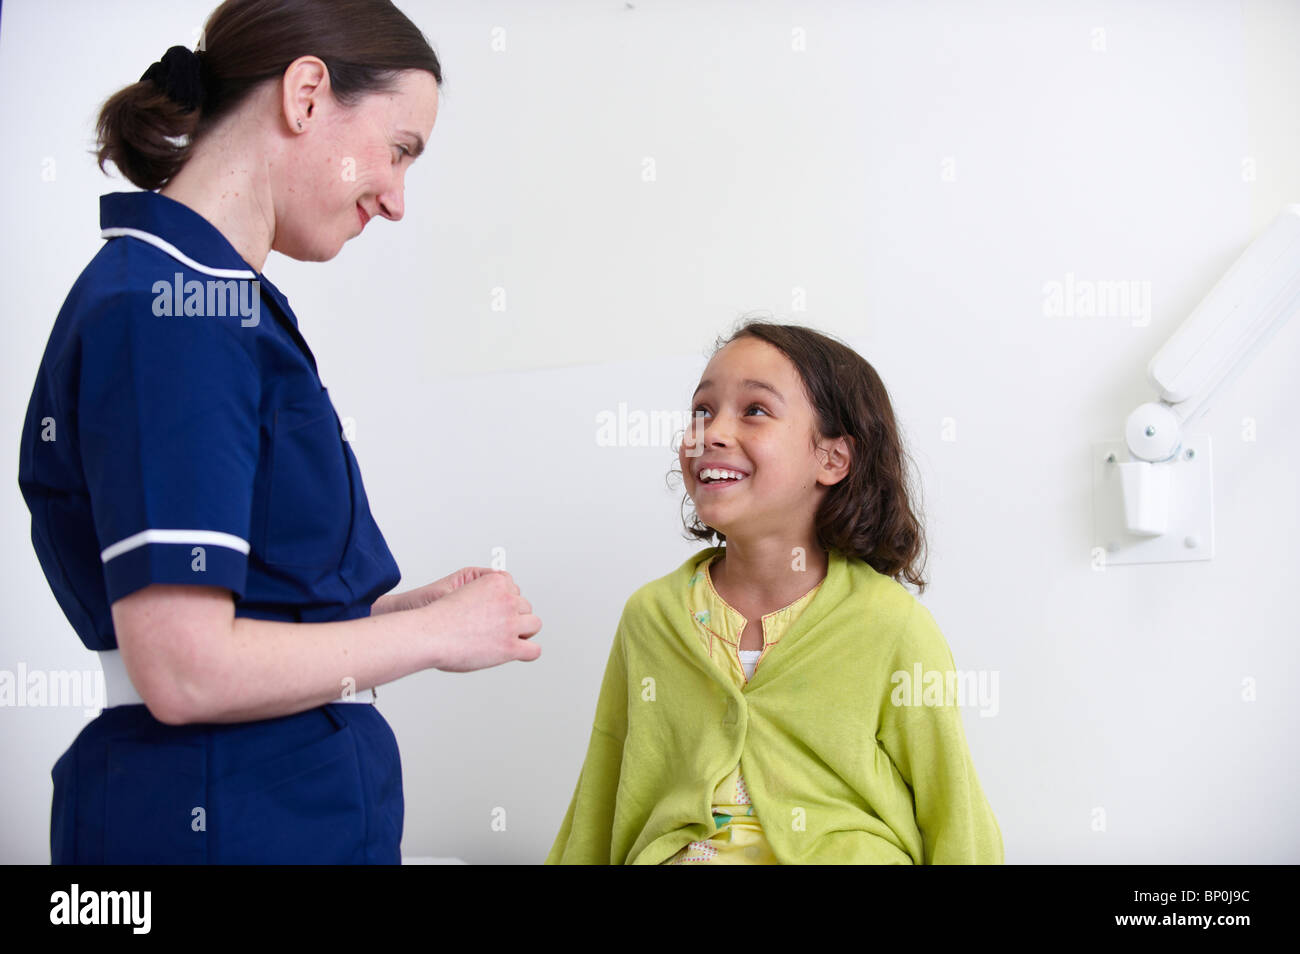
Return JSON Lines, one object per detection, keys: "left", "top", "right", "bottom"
{"left": 545, "top": 546, "right": 1004, "bottom": 865}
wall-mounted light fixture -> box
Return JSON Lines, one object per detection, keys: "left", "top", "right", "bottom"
{"left": 1092, "top": 205, "right": 1300, "bottom": 565}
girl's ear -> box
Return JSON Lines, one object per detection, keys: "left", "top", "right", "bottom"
{"left": 818, "top": 434, "right": 854, "bottom": 486}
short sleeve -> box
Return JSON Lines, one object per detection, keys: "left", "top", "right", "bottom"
{"left": 77, "top": 283, "right": 262, "bottom": 604}
{"left": 876, "top": 600, "right": 1004, "bottom": 864}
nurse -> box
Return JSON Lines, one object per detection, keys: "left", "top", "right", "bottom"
{"left": 17, "top": 0, "right": 541, "bottom": 863}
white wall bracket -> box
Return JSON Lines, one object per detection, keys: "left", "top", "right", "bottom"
{"left": 1090, "top": 435, "right": 1215, "bottom": 565}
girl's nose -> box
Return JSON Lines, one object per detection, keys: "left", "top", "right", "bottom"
{"left": 703, "top": 416, "right": 735, "bottom": 445}
{"left": 683, "top": 418, "right": 720, "bottom": 456}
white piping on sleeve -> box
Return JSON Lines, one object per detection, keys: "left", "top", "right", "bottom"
{"left": 101, "top": 529, "right": 251, "bottom": 563}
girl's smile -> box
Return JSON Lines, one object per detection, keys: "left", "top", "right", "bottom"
{"left": 694, "top": 463, "right": 750, "bottom": 489}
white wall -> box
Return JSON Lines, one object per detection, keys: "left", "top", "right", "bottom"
{"left": 1, "top": 0, "right": 1297, "bottom": 864}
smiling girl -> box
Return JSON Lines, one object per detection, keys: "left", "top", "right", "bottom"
{"left": 546, "top": 319, "right": 1003, "bottom": 865}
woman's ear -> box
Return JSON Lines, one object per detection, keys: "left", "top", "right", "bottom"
{"left": 280, "top": 55, "right": 330, "bottom": 134}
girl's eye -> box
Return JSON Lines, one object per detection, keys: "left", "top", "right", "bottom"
{"left": 689, "top": 404, "right": 768, "bottom": 417}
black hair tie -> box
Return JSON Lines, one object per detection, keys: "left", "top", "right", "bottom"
{"left": 140, "top": 45, "right": 206, "bottom": 112}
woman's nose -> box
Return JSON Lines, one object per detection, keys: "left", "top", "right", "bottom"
{"left": 378, "top": 174, "right": 406, "bottom": 221}
{"left": 378, "top": 193, "right": 404, "bottom": 221}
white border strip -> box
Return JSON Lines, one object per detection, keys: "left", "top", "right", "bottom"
{"left": 101, "top": 529, "right": 251, "bottom": 563}
{"left": 101, "top": 227, "right": 257, "bottom": 279}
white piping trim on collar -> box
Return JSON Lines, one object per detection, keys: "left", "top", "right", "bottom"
{"left": 101, "top": 226, "right": 257, "bottom": 280}
{"left": 101, "top": 528, "right": 251, "bottom": 563}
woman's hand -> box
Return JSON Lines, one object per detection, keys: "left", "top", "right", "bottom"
{"left": 372, "top": 566, "right": 496, "bottom": 615}
{"left": 417, "top": 570, "right": 542, "bottom": 672}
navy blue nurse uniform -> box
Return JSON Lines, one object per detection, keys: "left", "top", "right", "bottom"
{"left": 17, "top": 190, "right": 405, "bottom": 863}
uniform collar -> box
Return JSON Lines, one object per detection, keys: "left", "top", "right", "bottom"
{"left": 99, "top": 190, "right": 302, "bottom": 335}
{"left": 100, "top": 190, "right": 261, "bottom": 277}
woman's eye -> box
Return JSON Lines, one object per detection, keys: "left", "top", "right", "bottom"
{"left": 745, "top": 404, "right": 768, "bottom": 416}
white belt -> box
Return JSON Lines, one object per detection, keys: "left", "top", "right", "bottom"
{"left": 98, "top": 649, "right": 375, "bottom": 708}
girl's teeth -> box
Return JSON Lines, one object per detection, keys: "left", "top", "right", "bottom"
{"left": 701, "top": 468, "right": 746, "bottom": 482}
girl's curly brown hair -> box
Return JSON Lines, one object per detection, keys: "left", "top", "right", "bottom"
{"left": 673, "top": 317, "right": 929, "bottom": 594}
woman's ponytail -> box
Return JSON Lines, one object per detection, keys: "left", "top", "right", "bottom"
{"left": 95, "top": 70, "right": 204, "bottom": 192}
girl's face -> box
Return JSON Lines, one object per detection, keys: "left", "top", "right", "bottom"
{"left": 275, "top": 64, "right": 439, "bottom": 262}
{"left": 680, "top": 337, "right": 851, "bottom": 544}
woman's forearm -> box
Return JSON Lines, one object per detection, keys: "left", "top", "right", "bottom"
{"left": 209, "top": 605, "right": 438, "bottom": 722}
{"left": 115, "top": 571, "right": 537, "bottom": 725}
{"left": 116, "top": 584, "right": 453, "bottom": 725}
